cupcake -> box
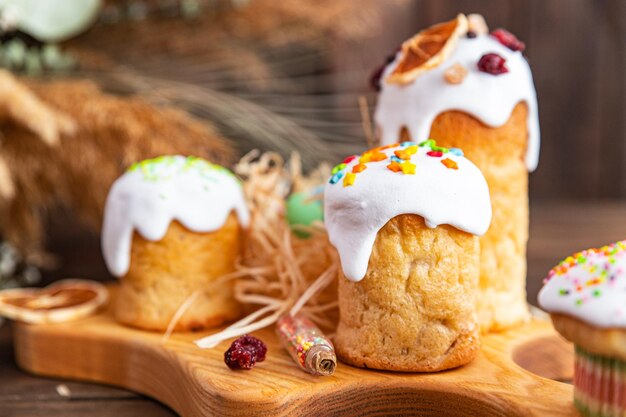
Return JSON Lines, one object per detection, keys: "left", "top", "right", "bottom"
{"left": 324, "top": 140, "right": 491, "bottom": 372}
{"left": 102, "top": 156, "right": 249, "bottom": 332}
{"left": 539, "top": 241, "right": 626, "bottom": 417}
{"left": 373, "top": 14, "right": 539, "bottom": 332}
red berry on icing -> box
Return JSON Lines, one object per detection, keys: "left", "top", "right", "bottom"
{"left": 490, "top": 29, "right": 525, "bottom": 52}
{"left": 477, "top": 53, "right": 509, "bottom": 75}
{"left": 224, "top": 335, "right": 267, "bottom": 370}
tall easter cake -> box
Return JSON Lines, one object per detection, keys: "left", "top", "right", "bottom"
{"left": 539, "top": 241, "right": 626, "bottom": 417}
{"left": 373, "top": 14, "right": 539, "bottom": 332}
{"left": 325, "top": 140, "right": 491, "bottom": 372}
{"left": 102, "top": 155, "right": 249, "bottom": 332}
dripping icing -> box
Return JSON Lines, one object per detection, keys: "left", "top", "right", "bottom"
{"left": 374, "top": 34, "right": 540, "bottom": 171}
{"left": 324, "top": 142, "right": 492, "bottom": 282}
{"left": 101, "top": 155, "right": 249, "bottom": 277}
{"left": 539, "top": 241, "right": 626, "bottom": 329}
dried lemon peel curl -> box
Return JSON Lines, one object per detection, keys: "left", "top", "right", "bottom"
{"left": 159, "top": 151, "right": 339, "bottom": 348}
{"left": 386, "top": 14, "right": 468, "bottom": 85}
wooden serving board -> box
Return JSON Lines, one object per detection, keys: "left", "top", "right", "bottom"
{"left": 13, "top": 287, "right": 578, "bottom": 417}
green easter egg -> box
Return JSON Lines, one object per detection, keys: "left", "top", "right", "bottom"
{"left": 286, "top": 192, "right": 323, "bottom": 238}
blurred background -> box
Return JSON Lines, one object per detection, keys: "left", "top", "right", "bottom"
{"left": 0, "top": 0, "right": 624, "bottom": 306}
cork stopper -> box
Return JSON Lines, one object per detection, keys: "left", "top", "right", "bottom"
{"left": 306, "top": 345, "right": 337, "bottom": 376}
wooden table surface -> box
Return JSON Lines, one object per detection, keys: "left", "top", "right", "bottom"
{"left": 1, "top": 200, "right": 626, "bottom": 417}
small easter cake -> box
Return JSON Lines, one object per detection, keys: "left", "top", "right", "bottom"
{"left": 373, "top": 14, "right": 539, "bottom": 332}
{"left": 325, "top": 140, "right": 492, "bottom": 372}
{"left": 539, "top": 241, "right": 626, "bottom": 417}
{"left": 102, "top": 155, "right": 249, "bottom": 332}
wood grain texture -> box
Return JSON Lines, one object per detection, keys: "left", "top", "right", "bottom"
{"left": 0, "top": 322, "right": 177, "bottom": 417}
{"left": 12, "top": 289, "right": 577, "bottom": 417}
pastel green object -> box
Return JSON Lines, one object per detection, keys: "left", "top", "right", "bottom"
{"left": 0, "top": 0, "right": 102, "bottom": 42}
{"left": 286, "top": 192, "right": 323, "bottom": 238}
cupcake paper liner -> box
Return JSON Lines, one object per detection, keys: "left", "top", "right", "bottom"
{"left": 574, "top": 346, "right": 626, "bottom": 417}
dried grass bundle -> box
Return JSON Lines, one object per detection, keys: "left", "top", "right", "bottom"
{"left": 233, "top": 151, "right": 338, "bottom": 329}
{"left": 0, "top": 71, "right": 235, "bottom": 263}
{"left": 73, "top": 0, "right": 407, "bottom": 85}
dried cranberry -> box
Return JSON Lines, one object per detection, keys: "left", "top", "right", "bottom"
{"left": 224, "top": 335, "right": 267, "bottom": 370}
{"left": 490, "top": 29, "right": 525, "bottom": 52}
{"left": 224, "top": 346, "right": 256, "bottom": 370}
{"left": 232, "top": 334, "right": 267, "bottom": 361}
{"left": 370, "top": 48, "right": 400, "bottom": 91}
{"left": 477, "top": 53, "right": 509, "bottom": 75}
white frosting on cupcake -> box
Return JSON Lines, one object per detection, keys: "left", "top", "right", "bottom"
{"left": 539, "top": 241, "right": 626, "bottom": 328}
{"left": 374, "top": 34, "right": 540, "bottom": 171}
{"left": 102, "top": 155, "right": 249, "bottom": 277}
{"left": 324, "top": 141, "right": 492, "bottom": 282}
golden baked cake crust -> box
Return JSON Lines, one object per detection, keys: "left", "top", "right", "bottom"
{"left": 550, "top": 314, "right": 626, "bottom": 361}
{"left": 115, "top": 213, "right": 242, "bottom": 332}
{"left": 428, "top": 102, "right": 531, "bottom": 332}
{"left": 335, "top": 214, "right": 480, "bottom": 372}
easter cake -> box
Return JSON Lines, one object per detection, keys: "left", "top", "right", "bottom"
{"left": 324, "top": 140, "right": 491, "bottom": 372}
{"left": 539, "top": 241, "right": 626, "bottom": 417}
{"left": 102, "top": 155, "right": 249, "bottom": 332}
{"left": 373, "top": 14, "right": 539, "bottom": 332}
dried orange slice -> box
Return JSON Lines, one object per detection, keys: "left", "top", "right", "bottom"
{"left": 0, "top": 279, "right": 108, "bottom": 324}
{"left": 386, "top": 14, "right": 468, "bottom": 85}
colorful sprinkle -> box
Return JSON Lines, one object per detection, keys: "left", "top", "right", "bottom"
{"left": 543, "top": 240, "right": 626, "bottom": 310}
{"left": 329, "top": 171, "right": 344, "bottom": 184}
{"left": 419, "top": 139, "right": 435, "bottom": 148}
{"left": 586, "top": 277, "right": 604, "bottom": 287}
{"left": 343, "top": 172, "right": 356, "bottom": 187}
{"left": 128, "top": 155, "right": 237, "bottom": 183}
{"left": 331, "top": 163, "right": 346, "bottom": 175}
{"left": 359, "top": 151, "right": 387, "bottom": 163}
{"left": 394, "top": 149, "right": 412, "bottom": 160}
{"left": 352, "top": 163, "right": 367, "bottom": 173}
{"left": 441, "top": 158, "right": 458, "bottom": 170}
{"left": 387, "top": 161, "right": 402, "bottom": 172}
{"left": 546, "top": 241, "right": 626, "bottom": 281}
{"left": 328, "top": 141, "right": 470, "bottom": 185}
{"left": 400, "top": 161, "right": 416, "bottom": 175}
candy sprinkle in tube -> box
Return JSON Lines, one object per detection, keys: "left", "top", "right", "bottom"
{"left": 276, "top": 314, "right": 336, "bottom": 376}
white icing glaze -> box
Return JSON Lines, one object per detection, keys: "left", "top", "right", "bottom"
{"left": 102, "top": 155, "right": 249, "bottom": 277}
{"left": 324, "top": 143, "right": 492, "bottom": 282}
{"left": 539, "top": 241, "right": 626, "bottom": 329}
{"left": 374, "top": 34, "right": 540, "bottom": 171}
